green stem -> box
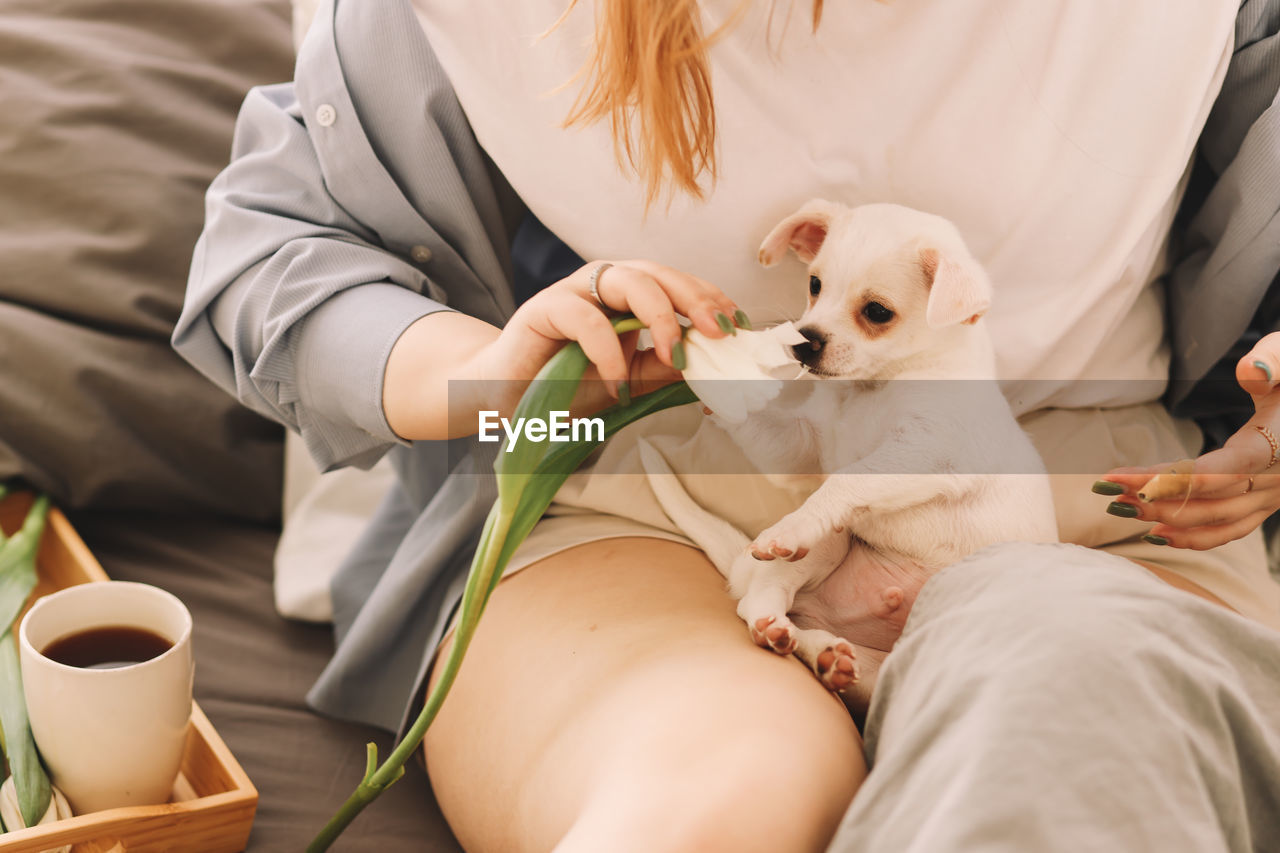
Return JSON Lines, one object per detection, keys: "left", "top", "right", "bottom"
{"left": 611, "top": 317, "right": 645, "bottom": 335}
{"left": 307, "top": 503, "right": 513, "bottom": 852}
{"left": 309, "top": 315, "right": 664, "bottom": 850}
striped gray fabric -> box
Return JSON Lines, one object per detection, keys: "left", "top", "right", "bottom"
{"left": 173, "top": 0, "right": 523, "bottom": 729}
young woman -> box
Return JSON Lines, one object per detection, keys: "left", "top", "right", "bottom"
{"left": 176, "top": 0, "right": 1280, "bottom": 849}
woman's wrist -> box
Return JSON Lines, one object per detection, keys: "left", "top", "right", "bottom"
{"left": 382, "top": 311, "right": 501, "bottom": 441}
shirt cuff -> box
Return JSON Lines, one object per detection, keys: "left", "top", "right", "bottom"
{"left": 295, "top": 283, "right": 451, "bottom": 447}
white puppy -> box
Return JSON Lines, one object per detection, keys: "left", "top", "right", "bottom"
{"left": 650, "top": 200, "right": 1058, "bottom": 699}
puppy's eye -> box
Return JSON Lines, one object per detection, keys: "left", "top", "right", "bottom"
{"left": 862, "top": 301, "right": 894, "bottom": 324}
{"left": 809, "top": 275, "right": 822, "bottom": 297}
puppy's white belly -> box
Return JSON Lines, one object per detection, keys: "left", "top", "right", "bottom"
{"left": 856, "top": 474, "right": 1058, "bottom": 567}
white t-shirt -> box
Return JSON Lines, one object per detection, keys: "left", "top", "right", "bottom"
{"left": 411, "top": 0, "right": 1235, "bottom": 413}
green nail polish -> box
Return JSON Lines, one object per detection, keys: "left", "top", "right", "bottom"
{"left": 1091, "top": 480, "right": 1126, "bottom": 496}
{"left": 617, "top": 380, "right": 630, "bottom": 408}
{"left": 1106, "top": 501, "right": 1140, "bottom": 519}
{"left": 716, "top": 312, "right": 736, "bottom": 335}
{"left": 672, "top": 340, "right": 687, "bottom": 371}
{"left": 1255, "top": 360, "right": 1273, "bottom": 383}
{"left": 734, "top": 309, "right": 752, "bottom": 330}
{"left": 1142, "top": 533, "right": 1169, "bottom": 546}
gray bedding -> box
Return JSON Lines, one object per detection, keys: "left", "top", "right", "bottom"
{"left": 68, "top": 510, "right": 462, "bottom": 852}
{"left": 0, "top": 0, "right": 290, "bottom": 521}
{"left": 829, "top": 542, "right": 1280, "bottom": 852}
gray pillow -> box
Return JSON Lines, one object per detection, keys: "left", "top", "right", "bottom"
{"left": 0, "top": 0, "right": 295, "bottom": 520}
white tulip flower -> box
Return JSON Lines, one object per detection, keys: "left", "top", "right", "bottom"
{"left": 681, "top": 322, "right": 807, "bottom": 423}
{"left": 0, "top": 776, "right": 72, "bottom": 851}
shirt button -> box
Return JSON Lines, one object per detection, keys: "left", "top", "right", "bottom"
{"left": 410, "top": 245, "right": 433, "bottom": 263}
{"left": 315, "top": 104, "right": 337, "bottom": 127}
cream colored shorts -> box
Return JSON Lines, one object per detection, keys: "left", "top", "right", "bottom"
{"left": 488, "top": 400, "right": 1280, "bottom": 632}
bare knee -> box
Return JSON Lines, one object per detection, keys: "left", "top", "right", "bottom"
{"left": 559, "top": 758, "right": 858, "bottom": 853}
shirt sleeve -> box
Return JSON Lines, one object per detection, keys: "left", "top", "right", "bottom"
{"left": 1167, "top": 0, "right": 1280, "bottom": 431}
{"left": 173, "top": 81, "right": 453, "bottom": 471}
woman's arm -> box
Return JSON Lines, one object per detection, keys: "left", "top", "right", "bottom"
{"left": 173, "top": 81, "right": 463, "bottom": 471}
{"left": 382, "top": 312, "right": 499, "bottom": 441}
{"left": 1104, "top": 1, "right": 1280, "bottom": 549}
{"left": 175, "top": 7, "right": 744, "bottom": 463}
{"left": 176, "top": 86, "right": 738, "bottom": 453}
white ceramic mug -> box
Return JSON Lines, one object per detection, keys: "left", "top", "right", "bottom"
{"left": 18, "top": 581, "right": 194, "bottom": 814}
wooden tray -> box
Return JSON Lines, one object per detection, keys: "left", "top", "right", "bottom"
{"left": 0, "top": 492, "right": 258, "bottom": 853}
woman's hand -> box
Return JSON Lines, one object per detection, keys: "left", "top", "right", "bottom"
{"left": 1095, "top": 334, "right": 1280, "bottom": 550}
{"left": 384, "top": 260, "right": 746, "bottom": 440}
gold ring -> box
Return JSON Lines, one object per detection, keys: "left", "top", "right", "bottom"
{"left": 1246, "top": 476, "right": 1255, "bottom": 495}
{"left": 1255, "top": 424, "right": 1280, "bottom": 469}
{"left": 587, "top": 262, "right": 613, "bottom": 310}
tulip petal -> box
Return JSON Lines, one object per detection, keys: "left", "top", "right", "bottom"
{"left": 680, "top": 324, "right": 805, "bottom": 423}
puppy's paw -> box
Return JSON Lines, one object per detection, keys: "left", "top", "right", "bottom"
{"left": 793, "top": 628, "right": 860, "bottom": 693}
{"left": 813, "top": 641, "right": 859, "bottom": 693}
{"left": 750, "top": 615, "right": 798, "bottom": 655}
{"left": 750, "top": 510, "right": 836, "bottom": 562}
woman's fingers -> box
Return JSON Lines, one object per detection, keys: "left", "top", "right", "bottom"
{"left": 1110, "top": 486, "right": 1276, "bottom": 528}
{"left": 571, "top": 347, "right": 681, "bottom": 416}
{"left": 593, "top": 265, "right": 687, "bottom": 364}
{"left": 512, "top": 258, "right": 745, "bottom": 404}
{"left": 1092, "top": 465, "right": 1163, "bottom": 496}
{"left": 1158, "top": 445, "right": 1255, "bottom": 498}
{"left": 1097, "top": 430, "right": 1280, "bottom": 548}
{"left": 540, "top": 292, "right": 630, "bottom": 394}
{"left": 1098, "top": 439, "right": 1271, "bottom": 501}
{"left": 1235, "top": 333, "right": 1280, "bottom": 399}
{"left": 1148, "top": 508, "right": 1276, "bottom": 551}
{"left": 621, "top": 259, "right": 740, "bottom": 325}
{"left": 626, "top": 347, "right": 683, "bottom": 396}
{"left": 590, "top": 260, "right": 742, "bottom": 343}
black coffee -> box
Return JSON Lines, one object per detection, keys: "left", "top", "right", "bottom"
{"left": 41, "top": 625, "right": 173, "bottom": 670}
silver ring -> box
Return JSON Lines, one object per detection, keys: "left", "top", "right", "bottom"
{"left": 588, "top": 262, "right": 613, "bottom": 310}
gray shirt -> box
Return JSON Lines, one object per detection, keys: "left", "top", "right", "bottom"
{"left": 174, "top": 0, "right": 1280, "bottom": 731}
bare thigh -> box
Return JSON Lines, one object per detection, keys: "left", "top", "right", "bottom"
{"left": 425, "top": 537, "right": 865, "bottom": 853}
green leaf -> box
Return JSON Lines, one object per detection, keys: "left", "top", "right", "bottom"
{"left": 0, "top": 495, "right": 48, "bottom": 637}
{"left": 495, "top": 341, "right": 590, "bottom": 487}
{"left": 496, "top": 380, "right": 698, "bottom": 570}
{"left": 0, "top": 631, "right": 51, "bottom": 828}
{"left": 0, "top": 495, "right": 53, "bottom": 832}
{"left": 493, "top": 315, "right": 647, "bottom": 483}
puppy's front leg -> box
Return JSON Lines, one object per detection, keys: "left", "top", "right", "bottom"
{"left": 749, "top": 500, "right": 848, "bottom": 562}
{"left": 752, "top": 443, "right": 970, "bottom": 562}
{"left": 731, "top": 530, "right": 850, "bottom": 655}
{"left": 714, "top": 411, "right": 822, "bottom": 485}
{"left": 733, "top": 530, "right": 861, "bottom": 694}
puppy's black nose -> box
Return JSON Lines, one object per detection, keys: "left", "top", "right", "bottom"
{"left": 792, "top": 326, "right": 826, "bottom": 366}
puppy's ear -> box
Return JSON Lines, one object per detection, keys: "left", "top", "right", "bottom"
{"left": 758, "top": 199, "right": 842, "bottom": 267}
{"left": 920, "top": 247, "right": 992, "bottom": 328}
